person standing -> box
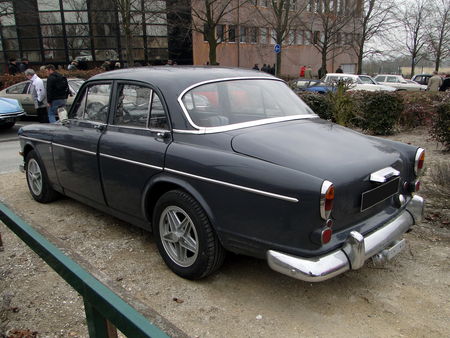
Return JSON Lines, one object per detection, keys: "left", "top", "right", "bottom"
{"left": 427, "top": 71, "right": 443, "bottom": 91}
{"left": 45, "top": 64, "right": 69, "bottom": 123}
{"left": 439, "top": 74, "right": 450, "bottom": 91}
{"left": 25, "top": 69, "right": 47, "bottom": 123}
{"left": 19, "top": 58, "right": 30, "bottom": 72}
{"left": 336, "top": 65, "right": 343, "bottom": 73}
{"left": 304, "top": 65, "right": 313, "bottom": 79}
{"left": 8, "top": 58, "right": 19, "bottom": 75}
{"left": 299, "top": 65, "right": 306, "bottom": 77}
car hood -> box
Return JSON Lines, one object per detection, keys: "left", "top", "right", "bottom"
{"left": 0, "top": 97, "right": 23, "bottom": 114}
{"left": 231, "top": 119, "right": 403, "bottom": 183}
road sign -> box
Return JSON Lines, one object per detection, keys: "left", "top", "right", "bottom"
{"left": 274, "top": 44, "right": 281, "bottom": 53}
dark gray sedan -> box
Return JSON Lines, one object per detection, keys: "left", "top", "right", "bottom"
{"left": 18, "top": 67, "right": 425, "bottom": 282}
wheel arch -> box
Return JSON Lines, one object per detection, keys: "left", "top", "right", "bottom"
{"left": 142, "top": 173, "right": 216, "bottom": 232}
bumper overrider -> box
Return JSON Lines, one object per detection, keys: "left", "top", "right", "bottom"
{"left": 267, "top": 195, "right": 424, "bottom": 282}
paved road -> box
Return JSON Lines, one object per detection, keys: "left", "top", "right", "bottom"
{"left": 0, "top": 119, "right": 36, "bottom": 173}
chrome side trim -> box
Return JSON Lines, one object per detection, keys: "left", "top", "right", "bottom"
{"left": 100, "top": 153, "right": 163, "bottom": 170}
{"left": 370, "top": 166, "right": 400, "bottom": 183}
{"left": 172, "top": 115, "right": 319, "bottom": 135}
{"left": 267, "top": 195, "right": 424, "bottom": 282}
{"left": 19, "top": 136, "right": 51, "bottom": 144}
{"left": 165, "top": 168, "right": 299, "bottom": 203}
{"left": 52, "top": 143, "right": 96, "bottom": 156}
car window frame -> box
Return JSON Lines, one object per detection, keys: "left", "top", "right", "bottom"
{"left": 109, "top": 80, "right": 171, "bottom": 132}
{"left": 7, "top": 81, "right": 29, "bottom": 94}
{"left": 69, "top": 80, "right": 113, "bottom": 125}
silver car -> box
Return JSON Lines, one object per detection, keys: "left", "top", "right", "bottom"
{"left": 0, "top": 78, "right": 84, "bottom": 116}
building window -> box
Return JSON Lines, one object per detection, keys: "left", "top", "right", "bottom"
{"left": 297, "top": 30, "right": 304, "bottom": 45}
{"left": 307, "top": 0, "right": 314, "bottom": 11}
{"left": 217, "top": 24, "right": 224, "bottom": 42}
{"left": 228, "top": 25, "right": 236, "bottom": 42}
{"left": 270, "top": 29, "right": 276, "bottom": 45}
{"left": 203, "top": 24, "right": 210, "bottom": 42}
{"left": 260, "top": 0, "right": 269, "bottom": 7}
{"left": 304, "top": 31, "right": 312, "bottom": 45}
{"left": 313, "top": 31, "right": 321, "bottom": 44}
{"left": 37, "top": 0, "right": 60, "bottom": 11}
{"left": 288, "top": 30, "right": 295, "bottom": 45}
{"left": 260, "top": 27, "right": 268, "bottom": 44}
{"left": 240, "top": 26, "right": 246, "bottom": 43}
{"left": 248, "top": 27, "right": 257, "bottom": 43}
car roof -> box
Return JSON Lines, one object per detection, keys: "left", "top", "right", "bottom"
{"left": 90, "top": 66, "right": 276, "bottom": 95}
{"left": 326, "top": 73, "right": 358, "bottom": 77}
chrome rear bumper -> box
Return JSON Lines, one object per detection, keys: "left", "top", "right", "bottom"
{"left": 267, "top": 195, "right": 424, "bottom": 282}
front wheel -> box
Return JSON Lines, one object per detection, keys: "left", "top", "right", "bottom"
{"left": 153, "top": 190, "right": 225, "bottom": 279}
{"left": 25, "top": 150, "right": 59, "bottom": 203}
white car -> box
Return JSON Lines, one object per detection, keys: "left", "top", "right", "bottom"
{"left": 374, "top": 75, "right": 427, "bottom": 91}
{"left": 323, "top": 73, "right": 397, "bottom": 92}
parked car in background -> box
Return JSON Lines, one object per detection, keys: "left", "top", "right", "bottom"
{"left": 323, "top": 73, "right": 397, "bottom": 92}
{"left": 411, "top": 74, "right": 431, "bottom": 86}
{"left": 19, "top": 67, "right": 424, "bottom": 282}
{"left": 0, "top": 97, "right": 25, "bottom": 129}
{"left": 290, "top": 78, "right": 334, "bottom": 94}
{"left": 0, "top": 78, "right": 84, "bottom": 117}
{"left": 374, "top": 75, "right": 426, "bottom": 91}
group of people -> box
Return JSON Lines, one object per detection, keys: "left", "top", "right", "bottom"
{"left": 427, "top": 71, "right": 450, "bottom": 92}
{"left": 252, "top": 64, "right": 276, "bottom": 74}
{"left": 299, "top": 65, "right": 314, "bottom": 79}
{"left": 24, "top": 65, "right": 71, "bottom": 123}
{"left": 8, "top": 58, "right": 31, "bottom": 75}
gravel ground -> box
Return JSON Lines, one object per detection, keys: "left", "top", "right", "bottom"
{"left": 0, "top": 126, "right": 449, "bottom": 338}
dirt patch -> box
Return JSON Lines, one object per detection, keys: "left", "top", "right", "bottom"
{"left": 1, "top": 126, "right": 449, "bottom": 337}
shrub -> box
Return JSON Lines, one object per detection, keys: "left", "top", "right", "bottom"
{"left": 356, "top": 92, "right": 404, "bottom": 135}
{"left": 423, "top": 161, "right": 450, "bottom": 207}
{"left": 297, "top": 92, "right": 333, "bottom": 120}
{"left": 0, "top": 68, "right": 105, "bottom": 89}
{"left": 429, "top": 102, "right": 450, "bottom": 151}
{"left": 396, "top": 91, "right": 445, "bottom": 129}
{"left": 327, "top": 82, "right": 355, "bottom": 126}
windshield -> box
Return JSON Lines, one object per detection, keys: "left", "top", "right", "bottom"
{"left": 180, "top": 79, "right": 315, "bottom": 128}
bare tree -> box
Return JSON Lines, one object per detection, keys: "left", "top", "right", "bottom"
{"left": 395, "top": 0, "right": 430, "bottom": 76}
{"left": 253, "top": 0, "right": 306, "bottom": 76}
{"left": 351, "top": 0, "right": 395, "bottom": 74}
{"left": 426, "top": 0, "right": 450, "bottom": 71}
{"left": 190, "top": 0, "right": 250, "bottom": 65}
{"left": 301, "top": 0, "right": 359, "bottom": 75}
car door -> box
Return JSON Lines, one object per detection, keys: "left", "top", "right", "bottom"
{"left": 99, "top": 82, "right": 171, "bottom": 218}
{"left": 2, "top": 82, "right": 35, "bottom": 115}
{"left": 52, "top": 81, "right": 112, "bottom": 204}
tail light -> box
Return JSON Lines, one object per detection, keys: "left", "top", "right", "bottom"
{"left": 414, "top": 148, "right": 425, "bottom": 176}
{"left": 320, "top": 180, "right": 334, "bottom": 220}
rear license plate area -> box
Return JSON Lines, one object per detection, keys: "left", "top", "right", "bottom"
{"left": 361, "top": 177, "right": 400, "bottom": 211}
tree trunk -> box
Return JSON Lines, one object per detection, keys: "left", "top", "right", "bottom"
{"left": 125, "top": 29, "right": 134, "bottom": 67}
{"left": 410, "top": 57, "right": 416, "bottom": 77}
{"left": 208, "top": 40, "right": 218, "bottom": 65}
{"left": 276, "top": 49, "right": 282, "bottom": 77}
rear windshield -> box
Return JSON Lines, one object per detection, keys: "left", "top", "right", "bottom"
{"left": 180, "top": 79, "right": 315, "bottom": 128}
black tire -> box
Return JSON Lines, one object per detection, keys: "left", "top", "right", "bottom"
{"left": 153, "top": 190, "right": 225, "bottom": 280}
{"left": 25, "top": 150, "right": 59, "bottom": 203}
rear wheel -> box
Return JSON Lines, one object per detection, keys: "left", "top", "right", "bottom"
{"left": 153, "top": 190, "right": 225, "bottom": 279}
{"left": 25, "top": 150, "right": 59, "bottom": 203}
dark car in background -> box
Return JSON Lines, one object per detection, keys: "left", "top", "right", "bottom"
{"left": 0, "top": 78, "right": 84, "bottom": 116}
{"left": 19, "top": 67, "right": 425, "bottom": 282}
{"left": 411, "top": 74, "right": 432, "bottom": 86}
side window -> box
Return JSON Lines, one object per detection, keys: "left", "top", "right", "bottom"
{"left": 386, "top": 76, "right": 398, "bottom": 83}
{"left": 74, "top": 83, "right": 111, "bottom": 122}
{"left": 375, "top": 76, "right": 385, "bottom": 82}
{"left": 149, "top": 93, "right": 169, "bottom": 130}
{"left": 114, "top": 84, "right": 151, "bottom": 128}
{"left": 6, "top": 82, "right": 28, "bottom": 94}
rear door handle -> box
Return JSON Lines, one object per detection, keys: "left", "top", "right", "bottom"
{"left": 94, "top": 124, "right": 105, "bottom": 131}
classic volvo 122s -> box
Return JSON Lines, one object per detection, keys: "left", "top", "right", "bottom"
{"left": 18, "top": 67, "right": 425, "bottom": 282}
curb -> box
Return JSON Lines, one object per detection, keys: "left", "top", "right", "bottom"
{"left": 0, "top": 137, "right": 18, "bottom": 143}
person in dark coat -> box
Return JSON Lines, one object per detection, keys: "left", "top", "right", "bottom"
{"left": 336, "top": 65, "right": 343, "bottom": 73}
{"left": 439, "top": 74, "right": 450, "bottom": 91}
{"left": 45, "top": 64, "right": 69, "bottom": 123}
{"left": 18, "top": 58, "right": 30, "bottom": 72}
{"left": 252, "top": 64, "right": 259, "bottom": 70}
{"left": 8, "top": 59, "right": 19, "bottom": 75}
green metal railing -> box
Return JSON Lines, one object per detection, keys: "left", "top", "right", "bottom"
{"left": 0, "top": 201, "right": 174, "bottom": 338}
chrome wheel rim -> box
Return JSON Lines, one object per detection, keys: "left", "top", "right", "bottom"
{"left": 159, "top": 206, "right": 199, "bottom": 267}
{"left": 27, "top": 158, "right": 43, "bottom": 196}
